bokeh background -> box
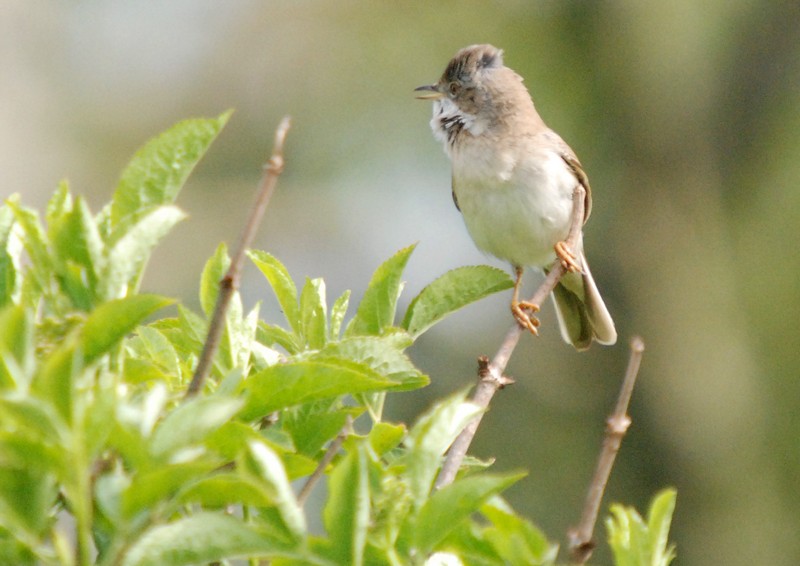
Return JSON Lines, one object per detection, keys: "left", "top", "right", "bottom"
{"left": 3, "top": 1, "right": 799, "bottom": 564}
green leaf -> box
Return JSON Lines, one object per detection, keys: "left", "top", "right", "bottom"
{"left": 346, "top": 244, "right": 415, "bottom": 337}
{"left": 6, "top": 198, "right": 48, "bottom": 269}
{"left": 368, "top": 422, "right": 406, "bottom": 456}
{"left": 403, "top": 265, "right": 513, "bottom": 337}
{"left": 480, "top": 496, "right": 558, "bottom": 565}
{"left": 150, "top": 396, "right": 243, "bottom": 460}
{"left": 82, "top": 295, "right": 174, "bottom": 363}
{"left": 283, "top": 402, "right": 361, "bottom": 457}
{"left": 57, "top": 261, "right": 94, "bottom": 311}
{"left": 50, "top": 196, "right": 105, "bottom": 308}
{"left": 136, "top": 326, "right": 181, "bottom": 379}
{"left": 220, "top": 297, "right": 257, "bottom": 373}
{"left": 110, "top": 112, "right": 231, "bottom": 235}
{"left": 300, "top": 277, "right": 327, "bottom": 349}
{"left": 177, "top": 473, "right": 272, "bottom": 509}
{"left": 0, "top": 205, "right": 19, "bottom": 308}
{"left": 122, "top": 357, "right": 171, "bottom": 384}
{"left": 100, "top": 206, "right": 187, "bottom": 300}
{"left": 401, "top": 391, "right": 483, "bottom": 508}
{"left": 84, "top": 377, "right": 117, "bottom": 458}
{"left": 0, "top": 540, "right": 36, "bottom": 566}
{"left": 241, "top": 359, "right": 396, "bottom": 419}
{"left": 607, "top": 506, "right": 644, "bottom": 566}
{"left": 248, "top": 250, "right": 301, "bottom": 335}
{"left": 245, "top": 428, "right": 317, "bottom": 481}
{"left": 31, "top": 344, "right": 84, "bottom": 423}
{"left": 177, "top": 478, "right": 304, "bottom": 544}
{"left": 176, "top": 305, "right": 207, "bottom": 352}
{"left": 6, "top": 197, "right": 51, "bottom": 299}
{"left": 199, "top": 243, "right": 230, "bottom": 317}
{"left": 216, "top": 291, "right": 242, "bottom": 373}
{"left": 122, "top": 462, "right": 216, "bottom": 520}
{"left": 0, "top": 306, "right": 34, "bottom": 389}
{"left": 205, "top": 421, "right": 261, "bottom": 461}
{"left": 214, "top": 367, "right": 244, "bottom": 397}
{"left": 329, "top": 289, "right": 350, "bottom": 339}
{"left": 0, "top": 464, "right": 57, "bottom": 539}
{"left": 250, "top": 339, "right": 283, "bottom": 371}
{"left": 323, "top": 442, "right": 370, "bottom": 566}
{"left": 435, "top": 522, "right": 502, "bottom": 566}
{"left": 64, "top": 197, "right": 105, "bottom": 273}
{"left": 45, "top": 180, "right": 72, "bottom": 230}
{"left": 280, "top": 452, "right": 319, "bottom": 482}
{"left": 647, "top": 488, "right": 678, "bottom": 565}
{"left": 315, "top": 333, "right": 428, "bottom": 390}
{"left": 0, "top": 245, "right": 16, "bottom": 309}
{"left": 0, "top": 397, "right": 62, "bottom": 445}
{"left": 413, "top": 472, "right": 526, "bottom": 553}
{"left": 246, "top": 439, "right": 306, "bottom": 540}
{"left": 94, "top": 466, "right": 129, "bottom": 530}
{"left": 0, "top": 429, "right": 62, "bottom": 474}
{"left": 258, "top": 321, "right": 302, "bottom": 355}
{"left": 121, "top": 511, "right": 303, "bottom": 566}
{"left": 606, "top": 489, "right": 677, "bottom": 566}
{"left": 107, "top": 391, "right": 163, "bottom": 471}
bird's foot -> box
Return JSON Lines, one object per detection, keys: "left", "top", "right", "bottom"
{"left": 554, "top": 241, "right": 582, "bottom": 273}
{"left": 512, "top": 300, "right": 540, "bottom": 335}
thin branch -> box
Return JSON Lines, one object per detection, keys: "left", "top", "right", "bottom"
{"left": 434, "top": 185, "right": 586, "bottom": 489}
{"left": 568, "top": 336, "right": 646, "bottom": 564}
{"left": 297, "top": 416, "right": 353, "bottom": 506}
{"left": 186, "top": 117, "right": 292, "bottom": 398}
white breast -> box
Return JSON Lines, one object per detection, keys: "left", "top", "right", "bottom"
{"left": 451, "top": 140, "right": 578, "bottom": 268}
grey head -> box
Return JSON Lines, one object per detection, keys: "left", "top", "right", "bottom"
{"left": 415, "top": 44, "right": 536, "bottom": 144}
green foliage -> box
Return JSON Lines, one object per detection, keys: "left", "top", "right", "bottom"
{"left": 606, "top": 489, "right": 677, "bottom": 566}
{"left": 403, "top": 265, "right": 514, "bottom": 338}
{"left": 109, "top": 112, "right": 231, "bottom": 235}
{"left": 0, "top": 114, "right": 676, "bottom": 565}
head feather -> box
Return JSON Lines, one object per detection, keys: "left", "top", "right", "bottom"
{"left": 443, "top": 44, "right": 504, "bottom": 84}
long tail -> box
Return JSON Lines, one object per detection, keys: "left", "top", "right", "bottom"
{"left": 550, "top": 252, "right": 616, "bottom": 350}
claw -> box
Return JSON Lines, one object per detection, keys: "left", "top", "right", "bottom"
{"left": 510, "top": 266, "right": 540, "bottom": 335}
{"left": 511, "top": 300, "right": 540, "bottom": 335}
{"left": 555, "top": 241, "right": 581, "bottom": 273}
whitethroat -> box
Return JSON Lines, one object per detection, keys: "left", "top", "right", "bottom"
{"left": 416, "top": 44, "right": 616, "bottom": 350}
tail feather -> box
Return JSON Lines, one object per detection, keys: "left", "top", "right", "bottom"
{"left": 550, "top": 253, "right": 616, "bottom": 350}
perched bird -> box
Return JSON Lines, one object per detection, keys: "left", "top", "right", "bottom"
{"left": 416, "top": 44, "right": 616, "bottom": 350}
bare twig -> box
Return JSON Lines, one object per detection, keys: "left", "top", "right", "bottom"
{"left": 186, "top": 117, "right": 292, "bottom": 397}
{"left": 568, "top": 336, "right": 646, "bottom": 563}
{"left": 434, "top": 185, "right": 586, "bottom": 489}
{"left": 297, "top": 416, "right": 353, "bottom": 506}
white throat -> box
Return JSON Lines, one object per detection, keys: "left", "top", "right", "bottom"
{"left": 430, "top": 98, "right": 489, "bottom": 151}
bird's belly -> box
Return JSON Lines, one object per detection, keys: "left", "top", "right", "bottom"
{"left": 454, "top": 158, "right": 576, "bottom": 267}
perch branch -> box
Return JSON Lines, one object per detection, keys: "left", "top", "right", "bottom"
{"left": 434, "top": 185, "right": 586, "bottom": 489}
{"left": 568, "top": 336, "right": 645, "bottom": 563}
{"left": 186, "top": 116, "right": 292, "bottom": 397}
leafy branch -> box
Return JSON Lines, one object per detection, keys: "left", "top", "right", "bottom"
{"left": 187, "top": 116, "right": 291, "bottom": 397}
{"left": 0, "top": 113, "right": 674, "bottom": 566}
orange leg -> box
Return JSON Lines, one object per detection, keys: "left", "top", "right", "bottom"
{"left": 554, "top": 240, "right": 582, "bottom": 273}
{"left": 510, "top": 266, "right": 540, "bottom": 335}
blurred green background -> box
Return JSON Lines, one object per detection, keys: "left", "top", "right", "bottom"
{"left": 3, "top": 1, "right": 799, "bottom": 564}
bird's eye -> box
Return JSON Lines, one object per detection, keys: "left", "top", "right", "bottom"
{"left": 448, "top": 82, "right": 460, "bottom": 96}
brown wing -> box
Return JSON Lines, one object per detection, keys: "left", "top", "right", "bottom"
{"left": 541, "top": 129, "right": 592, "bottom": 223}
{"left": 559, "top": 153, "right": 592, "bottom": 224}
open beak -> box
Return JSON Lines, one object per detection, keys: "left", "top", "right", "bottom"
{"left": 414, "top": 84, "right": 444, "bottom": 100}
